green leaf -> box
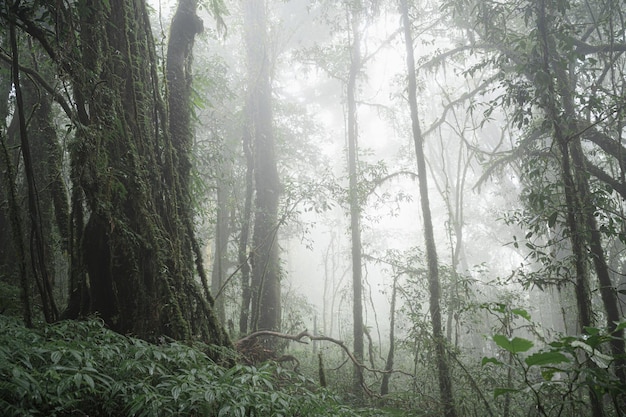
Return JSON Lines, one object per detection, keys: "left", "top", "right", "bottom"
{"left": 614, "top": 321, "right": 626, "bottom": 332}
{"left": 481, "top": 356, "right": 504, "bottom": 366}
{"left": 83, "top": 373, "right": 95, "bottom": 390}
{"left": 511, "top": 308, "right": 531, "bottom": 321}
{"left": 493, "top": 334, "right": 534, "bottom": 353}
{"left": 541, "top": 368, "right": 557, "bottom": 381}
{"left": 172, "top": 385, "right": 181, "bottom": 401}
{"left": 525, "top": 351, "right": 570, "bottom": 367}
{"left": 494, "top": 387, "right": 519, "bottom": 398}
{"left": 73, "top": 372, "right": 83, "bottom": 389}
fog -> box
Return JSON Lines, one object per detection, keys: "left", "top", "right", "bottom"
{"left": 2, "top": 0, "right": 625, "bottom": 414}
{"left": 172, "top": 0, "right": 537, "bottom": 345}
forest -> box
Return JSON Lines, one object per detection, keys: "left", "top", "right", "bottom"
{"left": 1, "top": 0, "right": 626, "bottom": 416}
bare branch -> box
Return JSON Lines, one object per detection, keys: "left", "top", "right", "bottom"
{"left": 0, "top": 51, "right": 75, "bottom": 121}
{"left": 236, "top": 330, "right": 415, "bottom": 382}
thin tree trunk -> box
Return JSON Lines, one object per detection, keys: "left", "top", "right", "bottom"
{"left": 400, "top": 1, "right": 456, "bottom": 415}
{"left": 211, "top": 180, "right": 230, "bottom": 323}
{"left": 238, "top": 103, "right": 254, "bottom": 335}
{"left": 380, "top": 273, "right": 398, "bottom": 396}
{"left": 9, "top": 14, "right": 58, "bottom": 323}
{"left": 0, "top": 130, "right": 31, "bottom": 326}
{"left": 347, "top": 4, "right": 365, "bottom": 398}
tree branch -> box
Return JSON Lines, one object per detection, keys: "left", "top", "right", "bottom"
{"left": 236, "top": 330, "right": 415, "bottom": 382}
{"left": 0, "top": 51, "right": 75, "bottom": 121}
{"left": 570, "top": 37, "right": 626, "bottom": 55}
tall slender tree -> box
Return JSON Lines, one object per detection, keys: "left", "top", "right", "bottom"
{"left": 346, "top": 1, "right": 365, "bottom": 397}
{"left": 400, "top": 0, "right": 457, "bottom": 415}
{"left": 243, "top": 0, "right": 282, "bottom": 335}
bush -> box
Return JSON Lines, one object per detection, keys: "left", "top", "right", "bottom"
{"left": 0, "top": 317, "right": 388, "bottom": 416}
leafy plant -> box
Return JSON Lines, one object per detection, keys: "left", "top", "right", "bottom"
{"left": 0, "top": 317, "right": 389, "bottom": 416}
{"left": 482, "top": 318, "right": 626, "bottom": 416}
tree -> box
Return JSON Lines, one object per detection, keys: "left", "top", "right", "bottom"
{"left": 448, "top": 0, "right": 626, "bottom": 405}
{"left": 400, "top": 0, "right": 457, "bottom": 415}
{"left": 1, "top": 0, "right": 229, "bottom": 348}
{"left": 243, "top": 0, "right": 282, "bottom": 335}
{"left": 345, "top": 1, "right": 366, "bottom": 397}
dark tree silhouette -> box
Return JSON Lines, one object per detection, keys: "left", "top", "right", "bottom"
{"left": 1, "top": 0, "right": 229, "bottom": 350}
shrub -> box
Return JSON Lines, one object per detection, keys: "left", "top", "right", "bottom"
{"left": 0, "top": 317, "right": 388, "bottom": 416}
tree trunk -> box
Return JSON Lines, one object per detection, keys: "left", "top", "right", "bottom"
{"left": 400, "top": 1, "right": 457, "bottom": 416}
{"left": 0, "top": 125, "right": 31, "bottom": 326}
{"left": 8, "top": 14, "right": 58, "bottom": 323}
{"left": 534, "top": 1, "right": 608, "bottom": 413}
{"left": 211, "top": 178, "right": 231, "bottom": 323}
{"left": 346, "top": 3, "right": 365, "bottom": 398}
{"left": 243, "top": 0, "right": 282, "bottom": 335}
{"left": 536, "top": 0, "right": 625, "bottom": 386}
{"left": 47, "top": 0, "right": 230, "bottom": 348}
{"left": 238, "top": 101, "right": 254, "bottom": 336}
{"left": 380, "top": 273, "right": 398, "bottom": 396}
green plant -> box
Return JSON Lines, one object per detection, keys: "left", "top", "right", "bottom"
{"left": 0, "top": 316, "right": 390, "bottom": 416}
{"left": 482, "top": 320, "right": 626, "bottom": 416}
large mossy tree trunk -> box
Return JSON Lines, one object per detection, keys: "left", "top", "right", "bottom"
{"left": 243, "top": 0, "right": 282, "bottom": 336}
{"left": 35, "top": 0, "right": 232, "bottom": 348}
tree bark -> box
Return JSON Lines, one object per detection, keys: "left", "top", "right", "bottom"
{"left": 34, "top": 0, "right": 232, "bottom": 349}
{"left": 238, "top": 102, "right": 254, "bottom": 336}
{"left": 400, "top": 0, "right": 457, "bottom": 416}
{"left": 211, "top": 178, "right": 231, "bottom": 323}
{"left": 8, "top": 12, "right": 58, "bottom": 323}
{"left": 346, "top": 3, "right": 365, "bottom": 398}
{"left": 380, "top": 273, "right": 398, "bottom": 396}
{"left": 243, "top": 0, "right": 282, "bottom": 335}
{"left": 535, "top": 0, "right": 625, "bottom": 387}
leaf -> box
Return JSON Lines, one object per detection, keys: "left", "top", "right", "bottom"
{"left": 73, "top": 372, "right": 83, "bottom": 389}
{"left": 83, "top": 373, "right": 95, "bottom": 390}
{"left": 494, "top": 387, "right": 519, "bottom": 398}
{"left": 511, "top": 308, "right": 531, "bottom": 321}
{"left": 525, "top": 351, "right": 570, "bottom": 367}
{"left": 481, "top": 356, "right": 504, "bottom": 366}
{"left": 493, "top": 334, "right": 534, "bottom": 353}
{"left": 172, "top": 385, "right": 181, "bottom": 401}
{"left": 541, "top": 368, "right": 557, "bottom": 381}
{"left": 547, "top": 211, "right": 558, "bottom": 228}
{"left": 614, "top": 321, "right": 626, "bottom": 332}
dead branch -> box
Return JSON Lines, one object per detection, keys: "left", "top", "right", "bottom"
{"left": 236, "top": 330, "right": 414, "bottom": 379}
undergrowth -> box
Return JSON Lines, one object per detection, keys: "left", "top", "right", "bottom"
{"left": 0, "top": 316, "right": 388, "bottom": 416}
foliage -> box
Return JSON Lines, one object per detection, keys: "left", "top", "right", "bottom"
{"left": 0, "top": 317, "right": 390, "bottom": 417}
{"left": 0, "top": 281, "right": 22, "bottom": 318}
{"left": 482, "top": 317, "right": 626, "bottom": 416}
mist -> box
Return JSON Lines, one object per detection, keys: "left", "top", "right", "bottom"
{"left": 2, "top": 0, "right": 625, "bottom": 415}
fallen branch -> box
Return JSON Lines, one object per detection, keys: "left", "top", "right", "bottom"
{"left": 236, "top": 330, "right": 415, "bottom": 379}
